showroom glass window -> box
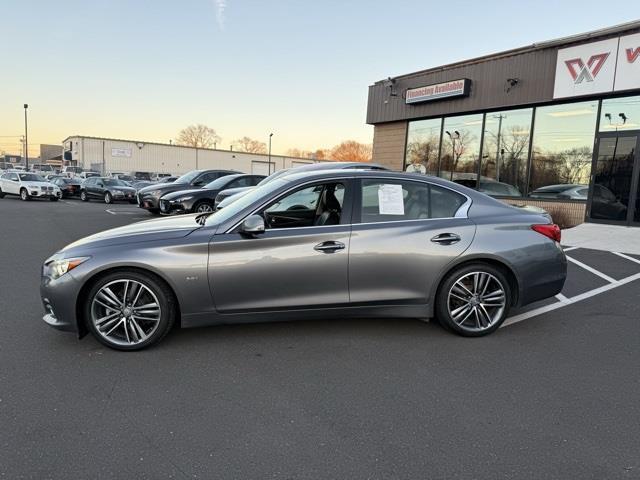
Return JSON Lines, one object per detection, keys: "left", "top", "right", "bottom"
{"left": 599, "top": 95, "right": 640, "bottom": 132}
{"left": 405, "top": 118, "right": 442, "bottom": 174}
{"left": 480, "top": 108, "right": 532, "bottom": 197}
{"left": 439, "top": 114, "right": 483, "bottom": 188}
{"left": 528, "top": 101, "right": 598, "bottom": 197}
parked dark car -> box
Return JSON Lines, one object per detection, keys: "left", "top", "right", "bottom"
{"left": 157, "top": 176, "right": 178, "bottom": 184}
{"left": 80, "top": 177, "right": 137, "bottom": 204}
{"left": 52, "top": 177, "right": 82, "bottom": 198}
{"left": 160, "top": 174, "right": 266, "bottom": 214}
{"left": 132, "top": 171, "right": 152, "bottom": 181}
{"left": 137, "top": 169, "right": 238, "bottom": 214}
{"left": 214, "top": 161, "right": 389, "bottom": 210}
{"left": 41, "top": 169, "right": 566, "bottom": 351}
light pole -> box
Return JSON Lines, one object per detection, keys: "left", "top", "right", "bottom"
{"left": 268, "top": 133, "right": 274, "bottom": 175}
{"left": 493, "top": 114, "right": 505, "bottom": 181}
{"left": 23, "top": 104, "right": 29, "bottom": 170}
{"left": 445, "top": 130, "right": 460, "bottom": 181}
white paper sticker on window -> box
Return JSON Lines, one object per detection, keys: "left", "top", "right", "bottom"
{"left": 378, "top": 184, "right": 404, "bottom": 215}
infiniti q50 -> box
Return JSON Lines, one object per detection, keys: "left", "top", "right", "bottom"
{"left": 41, "top": 170, "right": 567, "bottom": 350}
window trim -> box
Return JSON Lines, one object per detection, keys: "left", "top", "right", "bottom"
{"left": 224, "top": 177, "right": 355, "bottom": 234}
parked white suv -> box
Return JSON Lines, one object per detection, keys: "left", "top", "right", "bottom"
{"left": 0, "top": 172, "right": 62, "bottom": 201}
{"left": 62, "top": 166, "right": 83, "bottom": 178}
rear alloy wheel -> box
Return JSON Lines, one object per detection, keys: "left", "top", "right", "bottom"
{"left": 194, "top": 201, "right": 214, "bottom": 213}
{"left": 20, "top": 188, "right": 30, "bottom": 201}
{"left": 436, "top": 263, "right": 511, "bottom": 336}
{"left": 81, "top": 190, "right": 89, "bottom": 202}
{"left": 85, "top": 271, "right": 176, "bottom": 351}
{"left": 104, "top": 192, "right": 113, "bottom": 204}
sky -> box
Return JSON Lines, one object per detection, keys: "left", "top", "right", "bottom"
{"left": 1, "top": 0, "right": 639, "bottom": 157}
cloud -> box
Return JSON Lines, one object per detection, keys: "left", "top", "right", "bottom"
{"left": 214, "top": 0, "right": 227, "bottom": 30}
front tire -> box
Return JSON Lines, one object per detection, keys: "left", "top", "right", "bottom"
{"left": 49, "top": 196, "right": 59, "bottom": 202}
{"left": 0, "top": 187, "right": 4, "bottom": 198}
{"left": 80, "top": 190, "right": 89, "bottom": 202}
{"left": 193, "top": 200, "right": 214, "bottom": 213}
{"left": 84, "top": 270, "right": 176, "bottom": 351}
{"left": 435, "top": 263, "right": 511, "bottom": 337}
{"left": 20, "top": 188, "right": 30, "bottom": 201}
{"left": 104, "top": 192, "right": 113, "bottom": 204}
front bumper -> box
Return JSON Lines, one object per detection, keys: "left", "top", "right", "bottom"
{"left": 40, "top": 273, "right": 81, "bottom": 334}
{"left": 112, "top": 191, "right": 136, "bottom": 202}
{"left": 30, "top": 189, "right": 61, "bottom": 198}
{"left": 159, "top": 198, "right": 188, "bottom": 215}
{"left": 137, "top": 193, "right": 159, "bottom": 210}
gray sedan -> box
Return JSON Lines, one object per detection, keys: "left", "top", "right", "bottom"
{"left": 41, "top": 170, "right": 567, "bottom": 350}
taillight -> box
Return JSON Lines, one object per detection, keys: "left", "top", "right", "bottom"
{"left": 531, "top": 224, "right": 561, "bottom": 242}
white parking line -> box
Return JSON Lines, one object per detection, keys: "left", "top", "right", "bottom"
{"left": 565, "top": 255, "right": 616, "bottom": 283}
{"left": 504, "top": 272, "right": 640, "bottom": 327}
{"left": 562, "top": 246, "right": 580, "bottom": 252}
{"left": 613, "top": 251, "right": 640, "bottom": 265}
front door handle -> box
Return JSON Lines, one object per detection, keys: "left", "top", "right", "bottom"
{"left": 431, "top": 233, "right": 461, "bottom": 245}
{"left": 314, "top": 241, "right": 345, "bottom": 253}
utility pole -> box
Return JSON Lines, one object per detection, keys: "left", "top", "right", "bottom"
{"left": 268, "top": 133, "right": 274, "bottom": 175}
{"left": 23, "top": 104, "right": 29, "bottom": 170}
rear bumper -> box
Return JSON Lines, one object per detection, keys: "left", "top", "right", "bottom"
{"left": 518, "top": 243, "right": 567, "bottom": 306}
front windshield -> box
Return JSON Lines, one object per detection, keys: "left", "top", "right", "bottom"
{"left": 205, "top": 178, "right": 289, "bottom": 226}
{"left": 205, "top": 175, "right": 239, "bottom": 189}
{"left": 19, "top": 173, "right": 44, "bottom": 182}
{"left": 175, "top": 170, "right": 201, "bottom": 184}
{"left": 257, "top": 169, "right": 290, "bottom": 186}
{"left": 104, "top": 179, "right": 127, "bottom": 187}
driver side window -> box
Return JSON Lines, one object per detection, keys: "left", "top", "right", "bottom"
{"left": 262, "top": 182, "right": 345, "bottom": 229}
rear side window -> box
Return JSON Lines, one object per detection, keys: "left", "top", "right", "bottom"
{"left": 360, "top": 179, "right": 466, "bottom": 223}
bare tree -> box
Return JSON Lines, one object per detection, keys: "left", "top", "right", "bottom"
{"left": 176, "top": 124, "right": 221, "bottom": 149}
{"left": 330, "top": 140, "right": 372, "bottom": 162}
{"left": 233, "top": 137, "right": 267, "bottom": 154}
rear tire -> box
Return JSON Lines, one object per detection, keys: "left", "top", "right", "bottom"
{"left": 84, "top": 270, "right": 176, "bottom": 351}
{"left": 0, "top": 187, "right": 4, "bottom": 198}
{"left": 435, "top": 263, "right": 511, "bottom": 337}
{"left": 20, "top": 188, "right": 30, "bottom": 201}
{"left": 80, "top": 190, "right": 89, "bottom": 202}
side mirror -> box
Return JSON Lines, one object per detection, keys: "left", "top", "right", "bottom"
{"left": 240, "top": 215, "right": 265, "bottom": 236}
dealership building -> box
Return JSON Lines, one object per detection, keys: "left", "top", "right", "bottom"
{"left": 367, "top": 21, "right": 640, "bottom": 226}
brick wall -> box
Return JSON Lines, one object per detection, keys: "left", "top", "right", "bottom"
{"left": 502, "top": 198, "right": 586, "bottom": 228}
{"left": 372, "top": 122, "right": 407, "bottom": 171}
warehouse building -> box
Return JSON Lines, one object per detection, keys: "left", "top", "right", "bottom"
{"left": 62, "top": 135, "right": 322, "bottom": 177}
{"left": 367, "top": 21, "right": 640, "bottom": 226}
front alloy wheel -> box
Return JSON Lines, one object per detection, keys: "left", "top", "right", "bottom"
{"left": 436, "top": 264, "right": 511, "bottom": 336}
{"left": 104, "top": 192, "right": 113, "bottom": 204}
{"left": 194, "top": 201, "right": 214, "bottom": 213}
{"left": 86, "top": 271, "right": 176, "bottom": 350}
{"left": 20, "top": 188, "right": 30, "bottom": 201}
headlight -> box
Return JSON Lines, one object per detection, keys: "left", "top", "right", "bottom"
{"left": 112, "top": 190, "right": 124, "bottom": 195}
{"left": 175, "top": 196, "right": 193, "bottom": 202}
{"left": 44, "top": 257, "right": 90, "bottom": 280}
{"left": 148, "top": 190, "right": 162, "bottom": 197}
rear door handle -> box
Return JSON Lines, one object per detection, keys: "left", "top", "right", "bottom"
{"left": 431, "top": 233, "right": 461, "bottom": 245}
{"left": 314, "top": 241, "right": 345, "bottom": 253}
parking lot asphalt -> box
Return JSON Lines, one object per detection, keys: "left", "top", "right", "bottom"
{"left": 1, "top": 196, "right": 639, "bottom": 479}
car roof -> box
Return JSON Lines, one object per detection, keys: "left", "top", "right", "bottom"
{"left": 292, "top": 161, "right": 388, "bottom": 172}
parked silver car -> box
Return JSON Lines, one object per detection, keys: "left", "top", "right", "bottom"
{"left": 41, "top": 170, "right": 566, "bottom": 350}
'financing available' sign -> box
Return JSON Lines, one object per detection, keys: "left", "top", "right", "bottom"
{"left": 405, "top": 79, "right": 470, "bottom": 104}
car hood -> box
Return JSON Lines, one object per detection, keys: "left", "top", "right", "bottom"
{"left": 218, "top": 186, "right": 254, "bottom": 197}
{"left": 22, "top": 181, "right": 57, "bottom": 188}
{"left": 60, "top": 214, "right": 204, "bottom": 253}
{"left": 138, "top": 182, "right": 189, "bottom": 195}
{"left": 162, "top": 188, "right": 207, "bottom": 200}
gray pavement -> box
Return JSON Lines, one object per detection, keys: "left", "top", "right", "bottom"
{"left": 1, "top": 197, "right": 639, "bottom": 479}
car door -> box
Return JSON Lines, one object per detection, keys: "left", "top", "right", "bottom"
{"left": 348, "top": 177, "right": 476, "bottom": 305}
{"left": 5, "top": 173, "right": 20, "bottom": 195}
{"left": 208, "top": 178, "right": 353, "bottom": 312}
